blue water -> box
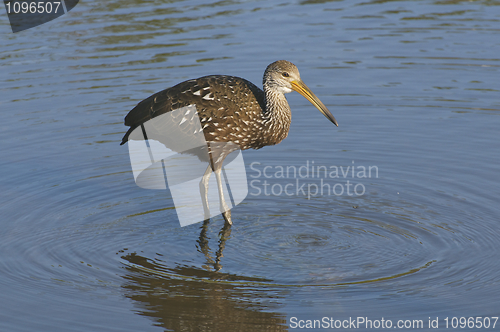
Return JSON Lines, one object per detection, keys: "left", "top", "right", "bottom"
{"left": 1, "top": 0, "right": 499, "bottom": 331}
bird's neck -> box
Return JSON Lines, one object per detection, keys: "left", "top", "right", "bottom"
{"left": 262, "top": 87, "right": 292, "bottom": 145}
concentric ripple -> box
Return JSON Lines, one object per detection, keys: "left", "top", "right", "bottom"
{"left": 113, "top": 174, "right": 498, "bottom": 295}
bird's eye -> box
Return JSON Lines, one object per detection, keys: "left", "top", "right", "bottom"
{"left": 282, "top": 72, "right": 289, "bottom": 77}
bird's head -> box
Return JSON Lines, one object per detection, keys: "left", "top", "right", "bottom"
{"left": 264, "top": 60, "right": 338, "bottom": 126}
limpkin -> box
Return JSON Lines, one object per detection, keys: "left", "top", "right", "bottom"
{"left": 121, "top": 60, "right": 338, "bottom": 225}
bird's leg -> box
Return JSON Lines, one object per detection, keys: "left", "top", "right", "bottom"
{"left": 199, "top": 163, "right": 212, "bottom": 221}
{"left": 214, "top": 164, "right": 232, "bottom": 225}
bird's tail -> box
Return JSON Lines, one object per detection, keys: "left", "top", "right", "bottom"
{"left": 120, "top": 126, "right": 136, "bottom": 145}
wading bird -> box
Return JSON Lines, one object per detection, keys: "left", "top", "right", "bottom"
{"left": 121, "top": 60, "right": 338, "bottom": 225}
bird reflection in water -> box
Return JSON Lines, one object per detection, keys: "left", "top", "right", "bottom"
{"left": 119, "top": 250, "right": 288, "bottom": 331}
{"left": 197, "top": 219, "right": 232, "bottom": 271}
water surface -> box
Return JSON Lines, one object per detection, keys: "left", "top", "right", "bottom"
{"left": 1, "top": 0, "right": 499, "bottom": 331}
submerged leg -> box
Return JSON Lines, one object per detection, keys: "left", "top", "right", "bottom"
{"left": 214, "top": 165, "right": 232, "bottom": 225}
{"left": 199, "top": 164, "right": 212, "bottom": 221}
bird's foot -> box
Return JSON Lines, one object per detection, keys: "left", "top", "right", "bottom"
{"left": 222, "top": 210, "right": 232, "bottom": 226}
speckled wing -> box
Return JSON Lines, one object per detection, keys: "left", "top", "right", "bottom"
{"left": 120, "top": 75, "right": 265, "bottom": 151}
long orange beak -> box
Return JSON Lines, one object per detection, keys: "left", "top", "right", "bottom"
{"left": 291, "top": 80, "right": 338, "bottom": 127}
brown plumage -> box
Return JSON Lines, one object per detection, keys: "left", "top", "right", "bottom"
{"left": 121, "top": 60, "right": 338, "bottom": 225}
